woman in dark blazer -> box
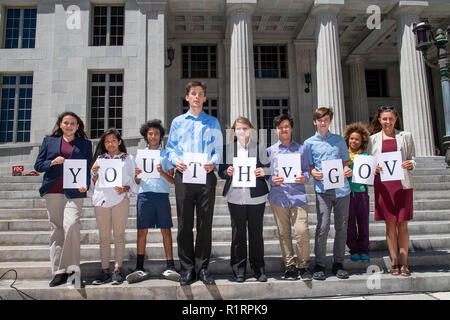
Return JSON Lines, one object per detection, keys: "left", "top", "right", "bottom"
{"left": 218, "top": 117, "right": 269, "bottom": 283}
{"left": 34, "top": 111, "right": 92, "bottom": 287}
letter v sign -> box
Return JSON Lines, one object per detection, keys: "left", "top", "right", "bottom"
{"left": 384, "top": 160, "right": 397, "bottom": 175}
{"left": 282, "top": 167, "right": 293, "bottom": 177}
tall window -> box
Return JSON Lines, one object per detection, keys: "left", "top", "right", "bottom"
{"left": 256, "top": 98, "right": 289, "bottom": 146}
{"left": 365, "top": 70, "right": 388, "bottom": 97}
{"left": 182, "top": 45, "right": 217, "bottom": 78}
{"left": 182, "top": 98, "right": 218, "bottom": 118}
{"left": 254, "top": 45, "right": 288, "bottom": 78}
{"left": 4, "top": 8, "right": 37, "bottom": 48}
{"left": 92, "top": 6, "right": 124, "bottom": 46}
{"left": 0, "top": 75, "right": 33, "bottom": 143}
{"left": 90, "top": 73, "right": 123, "bottom": 139}
{"left": 256, "top": 98, "right": 289, "bottom": 130}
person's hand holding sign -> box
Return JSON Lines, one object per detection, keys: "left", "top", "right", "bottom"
{"left": 227, "top": 166, "right": 234, "bottom": 177}
{"left": 203, "top": 162, "right": 214, "bottom": 174}
{"left": 176, "top": 160, "right": 188, "bottom": 173}
{"left": 254, "top": 167, "right": 265, "bottom": 178}
{"left": 401, "top": 160, "right": 413, "bottom": 170}
{"left": 273, "top": 173, "right": 284, "bottom": 186}
{"left": 311, "top": 167, "right": 323, "bottom": 180}
{"left": 343, "top": 165, "right": 353, "bottom": 178}
{"left": 294, "top": 173, "right": 306, "bottom": 184}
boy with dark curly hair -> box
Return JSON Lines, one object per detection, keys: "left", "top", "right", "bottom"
{"left": 126, "top": 119, "right": 181, "bottom": 284}
{"left": 343, "top": 122, "right": 371, "bottom": 263}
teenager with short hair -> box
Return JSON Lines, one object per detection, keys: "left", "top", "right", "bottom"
{"left": 267, "top": 113, "right": 313, "bottom": 281}
{"left": 166, "top": 81, "right": 223, "bottom": 285}
{"left": 304, "top": 107, "right": 352, "bottom": 280}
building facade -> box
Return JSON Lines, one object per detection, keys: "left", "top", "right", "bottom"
{"left": 0, "top": 0, "right": 449, "bottom": 173}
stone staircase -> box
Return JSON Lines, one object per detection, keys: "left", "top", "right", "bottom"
{"left": 1, "top": 156, "right": 450, "bottom": 299}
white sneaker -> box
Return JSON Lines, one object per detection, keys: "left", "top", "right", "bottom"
{"left": 162, "top": 268, "right": 181, "bottom": 282}
{"left": 126, "top": 270, "right": 151, "bottom": 284}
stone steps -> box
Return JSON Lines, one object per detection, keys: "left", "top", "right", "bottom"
{"left": 1, "top": 197, "right": 449, "bottom": 212}
{"left": 2, "top": 209, "right": 450, "bottom": 231}
{"left": 1, "top": 250, "right": 450, "bottom": 282}
{"left": 1, "top": 269, "right": 450, "bottom": 300}
{"left": 2, "top": 233, "right": 450, "bottom": 262}
{"left": 1, "top": 220, "right": 450, "bottom": 246}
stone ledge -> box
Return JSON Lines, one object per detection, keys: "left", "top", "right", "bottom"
{"left": 1, "top": 268, "right": 449, "bottom": 300}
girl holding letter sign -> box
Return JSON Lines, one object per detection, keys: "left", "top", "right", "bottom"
{"left": 89, "top": 129, "right": 137, "bottom": 285}
{"left": 218, "top": 117, "right": 269, "bottom": 283}
{"left": 343, "top": 123, "right": 371, "bottom": 263}
{"left": 368, "top": 107, "right": 416, "bottom": 277}
{"left": 34, "top": 112, "right": 92, "bottom": 287}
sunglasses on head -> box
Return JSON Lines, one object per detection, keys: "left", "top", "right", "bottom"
{"left": 379, "top": 106, "right": 395, "bottom": 111}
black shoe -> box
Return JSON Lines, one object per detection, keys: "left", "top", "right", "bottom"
{"left": 313, "top": 265, "right": 326, "bottom": 281}
{"left": 283, "top": 265, "right": 298, "bottom": 280}
{"left": 332, "top": 263, "right": 349, "bottom": 279}
{"left": 180, "top": 270, "right": 196, "bottom": 286}
{"left": 112, "top": 270, "right": 124, "bottom": 285}
{"left": 49, "top": 273, "right": 68, "bottom": 287}
{"left": 198, "top": 269, "right": 215, "bottom": 285}
{"left": 92, "top": 271, "right": 112, "bottom": 285}
{"left": 253, "top": 268, "right": 268, "bottom": 283}
{"left": 298, "top": 268, "right": 313, "bottom": 281}
{"left": 235, "top": 275, "right": 245, "bottom": 283}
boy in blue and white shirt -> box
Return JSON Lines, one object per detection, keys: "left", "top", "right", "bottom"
{"left": 126, "top": 119, "right": 181, "bottom": 284}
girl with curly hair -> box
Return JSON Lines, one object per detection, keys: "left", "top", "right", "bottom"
{"left": 343, "top": 122, "right": 371, "bottom": 263}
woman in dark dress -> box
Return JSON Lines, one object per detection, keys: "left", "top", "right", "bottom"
{"left": 367, "top": 107, "right": 416, "bottom": 277}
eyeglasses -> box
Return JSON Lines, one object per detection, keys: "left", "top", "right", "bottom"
{"left": 379, "top": 106, "right": 395, "bottom": 111}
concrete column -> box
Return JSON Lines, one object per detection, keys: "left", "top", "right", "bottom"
{"left": 294, "top": 40, "right": 317, "bottom": 142}
{"left": 226, "top": 0, "right": 257, "bottom": 126}
{"left": 346, "top": 55, "right": 369, "bottom": 124}
{"left": 139, "top": 0, "right": 167, "bottom": 125}
{"left": 312, "top": 0, "right": 346, "bottom": 135}
{"left": 395, "top": 1, "right": 434, "bottom": 156}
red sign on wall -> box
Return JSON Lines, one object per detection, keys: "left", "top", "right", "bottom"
{"left": 12, "top": 165, "right": 24, "bottom": 176}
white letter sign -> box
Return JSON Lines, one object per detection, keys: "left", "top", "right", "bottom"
{"left": 63, "top": 159, "right": 87, "bottom": 189}
{"left": 232, "top": 157, "right": 256, "bottom": 188}
{"left": 182, "top": 152, "right": 207, "bottom": 184}
{"left": 278, "top": 153, "right": 301, "bottom": 184}
{"left": 322, "top": 159, "right": 345, "bottom": 190}
{"left": 378, "top": 151, "right": 404, "bottom": 182}
{"left": 98, "top": 159, "right": 123, "bottom": 188}
{"left": 136, "top": 149, "right": 161, "bottom": 179}
{"left": 352, "top": 154, "right": 377, "bottom": 185}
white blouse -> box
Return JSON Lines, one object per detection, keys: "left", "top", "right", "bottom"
{"left": 88, "top": 152, "right": 138, "bottom": 208}
{"left": 225, "top": 141, "right": 267, "bottom": 205}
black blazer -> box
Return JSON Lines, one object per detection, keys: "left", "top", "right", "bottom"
{"left": 218, "top": 140, "right": 269, "bottom": 198}
{"left": 34, "top": 136, "right": 93, "bottom": 198}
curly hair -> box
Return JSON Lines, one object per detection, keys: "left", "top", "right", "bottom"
{"left": 343, "top": 122, "right": 370, "bottom": 152}
{"left": 139, "top": 119, "right": 165, "bottom": 145}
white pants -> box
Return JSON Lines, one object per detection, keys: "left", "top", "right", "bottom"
{"left": 44, "top": 194, "right": 83, "bottom": 275}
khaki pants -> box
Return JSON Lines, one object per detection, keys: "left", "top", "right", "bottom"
{"left": 94, "top": 198, "right": 130, "bottom": 270}
{"left": 270, "top": 203, "right": 310, "bottom": 269}
{"left": 44, "top": 194, "right": 84, "bottom": 275}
